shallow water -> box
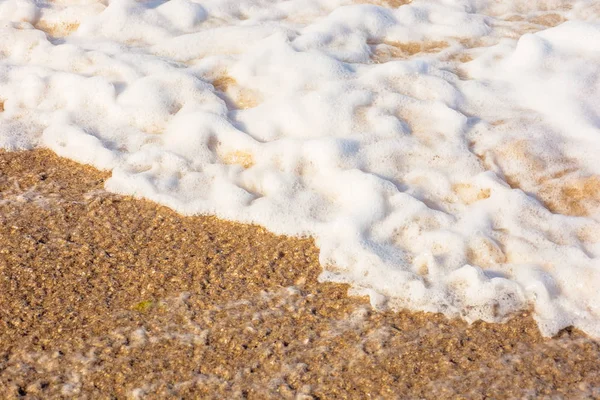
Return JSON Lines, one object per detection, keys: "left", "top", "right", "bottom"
{"left": 1, "top": 149, "right": 599, "bottom": 398}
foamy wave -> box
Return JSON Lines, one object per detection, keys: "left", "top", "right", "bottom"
{"left": 1, "top": 0, "right": 600, "bottom": 337}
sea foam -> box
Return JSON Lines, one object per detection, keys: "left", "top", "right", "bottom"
{"left": 1, "top": 0, "right": 599, "bottom": 337}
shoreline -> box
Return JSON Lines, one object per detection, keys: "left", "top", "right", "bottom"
{"left": 0, "top": 149, "right": 599, "bottom": 398}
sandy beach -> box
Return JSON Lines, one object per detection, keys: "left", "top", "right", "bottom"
{"left": 0, "top": 149, "right": 598, "bottom": 398}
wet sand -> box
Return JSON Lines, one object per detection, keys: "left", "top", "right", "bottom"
{"left": 0, "top": 149, "right": 599, "bottom": 399}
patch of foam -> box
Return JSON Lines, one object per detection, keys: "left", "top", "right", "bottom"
{"left": 1, "top": 0, "right": 600, "bottom": 337}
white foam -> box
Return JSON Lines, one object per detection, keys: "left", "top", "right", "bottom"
{"left": 1, "top": 0, "right": 600, "bottom": 337}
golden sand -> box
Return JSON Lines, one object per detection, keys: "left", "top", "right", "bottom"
{"left": 211, "top": 74, "right": 261, "bottom": 110}
{"left": 475, "top": 139, "right": 600, "bottom": 217}
{"left": 370, "top": 40, "right": 449, "bottom": 63}
{"left": 356, "top": 0, "right": 412, "bottom": 7}
{"left": 0, "top": 149, "right": 599, "bottom": 398}
{"left": 34, "top": 21, "right": 80, "bottom": 38}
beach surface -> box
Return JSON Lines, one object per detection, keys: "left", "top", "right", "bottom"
{"left": 0, "top": 149, "right": 599, "bottom": 399}
{"left": 3, "top": 0, "right": 600, "bottom": 337}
